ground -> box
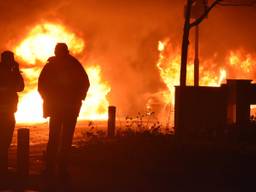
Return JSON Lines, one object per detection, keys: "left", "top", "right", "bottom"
{"left": 2, "top": 133, "right": 255, "bottom": 192}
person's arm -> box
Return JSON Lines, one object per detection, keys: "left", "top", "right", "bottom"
{"left": 82, "top": 68, "right": 90, "bottom": 100}
{"left": 15, "top": 72, "right": 24, "bottom": 92}
{"left": 11, "top": 62, "right": 24, "bottom": 92}
{"left": 38, "top": 64, "right": 49, "bottom": 99}
{"left": 78, "top": 63, "right": 90, "bottom": 100}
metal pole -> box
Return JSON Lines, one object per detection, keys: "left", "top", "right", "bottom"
{"left": 194, "top": 25, "right": 200, "bottom": 86}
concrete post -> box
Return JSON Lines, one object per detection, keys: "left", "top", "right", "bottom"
{"left": 17, "top": 128, "right": 29, "bottom": 177}
{"left": 108, "top": 106, "right": 116, "bottom": 137}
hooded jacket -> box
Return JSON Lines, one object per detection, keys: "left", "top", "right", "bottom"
{"left": 38, "top": 54, "right": 90, "bottom": 117}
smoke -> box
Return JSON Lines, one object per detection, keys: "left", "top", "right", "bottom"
{"left": 0, "top": 0, "right": 256, "bottom": 116}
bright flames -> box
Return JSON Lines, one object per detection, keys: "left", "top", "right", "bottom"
{"left": 14, "top": 23, "right": 84, "bottom": 64}
{"left": 156, "top": 39, "right": 256, "bottom": 125}
{"left": 12, "top": 22, "right": 110, "bottom": 123}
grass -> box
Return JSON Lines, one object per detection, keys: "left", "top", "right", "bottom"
{"left": 67, "top": 114, "right": 256, "bottom": 191}
{"left": 3, "top": 113, "right": 256, "bottom": 191}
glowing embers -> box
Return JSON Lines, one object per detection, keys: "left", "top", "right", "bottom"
{"left": 250, "top": 105, "right": 256, "bottom": 118}
{"left": 12, "top": 22, "right": 110, "bottom": 123}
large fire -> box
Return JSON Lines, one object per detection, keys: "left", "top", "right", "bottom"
{"left": 156, "top": 39, "right": 256, "bottom": 125}
{"left": 10, "top": 22, "right": 256, "bottom": 125}
{"left": 12, "top": 22, "right": 110, "bottom": 123}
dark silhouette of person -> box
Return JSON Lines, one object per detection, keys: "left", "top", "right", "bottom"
{"left": 38, "top": 43, "right": 90, "bottom": 176}
{"left": 0, "top": 51, "right": 24, "bottom": 175}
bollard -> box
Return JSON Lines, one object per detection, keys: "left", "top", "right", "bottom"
{"left": 108, "top": 106, "right": 116, "bottom": 137}
{"left": 17, "top": 128, "right": 29, "bottom": 177}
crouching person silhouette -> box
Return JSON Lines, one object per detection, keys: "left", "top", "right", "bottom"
{"left": 38, "top": 43, "right": 90, "bottom": 177}
{"left": 0, "top": 51, "right": 24, "bottom": 176}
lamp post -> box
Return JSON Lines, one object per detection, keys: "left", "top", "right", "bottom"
{"left": 191, "top": 0, "right": 208, "bottom": 86}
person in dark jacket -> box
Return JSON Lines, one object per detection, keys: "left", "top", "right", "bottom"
{"left": 38, "top": 43, "right": 90, "bottom": 176}
{"left": 0, "top": 51, "right": 24, "bottom": 175}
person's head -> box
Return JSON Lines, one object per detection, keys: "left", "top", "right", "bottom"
{"left": 1, "top": 51, "right": 14, "bottom": 63}
{"left": 54, "top": 43, "right": 69, "bottom": 57}
{"left": 1, "top": 51, "right": 15, "bottom": 68}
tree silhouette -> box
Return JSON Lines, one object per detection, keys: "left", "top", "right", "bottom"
{"left": 180, "top": 0, "right": 256, "bottom": 87}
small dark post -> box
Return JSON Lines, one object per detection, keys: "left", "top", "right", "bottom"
{"left": 17, "top": 128, "right": 29, "bottom": 177}
{"left": 108, "top": 106, "right": 116, "bottom": 137}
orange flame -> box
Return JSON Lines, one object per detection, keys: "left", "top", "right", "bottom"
{"left": 12, "top": 22, "right": 110, "bottom": 123}
{"left": 227, "top": 49, "right": 256, "bottom": 78}
{"left": 14, "top": 23, "right": 84, "bottom": 64}
{"left": 155, "top": 39, "right": 256, "bottom": 125}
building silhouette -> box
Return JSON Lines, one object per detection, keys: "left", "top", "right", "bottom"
{"left": 175, "top": 79, "right": 256, "bottom": 138}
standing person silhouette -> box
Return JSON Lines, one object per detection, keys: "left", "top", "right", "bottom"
{"left": 38, "top": 43, "right": 90, "bottom": 176}
{"left": 0, "top": 51, "right": 24, "bottom": 175}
